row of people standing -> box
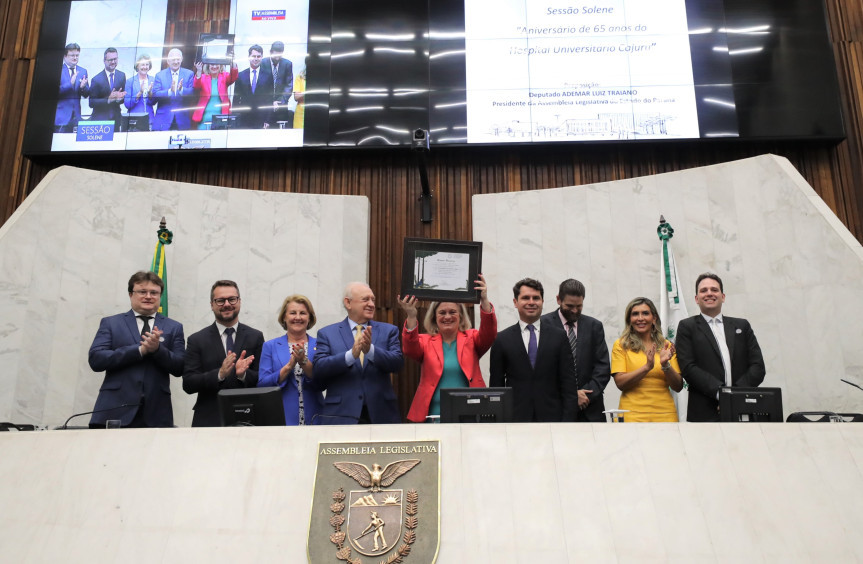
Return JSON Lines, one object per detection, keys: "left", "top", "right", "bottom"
{"left": 86, "top": 270, "right": 764, "bottom": 428}
{"left": 55, "top": 42, "right": 302, "bottom": 133}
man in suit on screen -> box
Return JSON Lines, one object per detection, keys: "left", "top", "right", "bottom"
{"left": 152, "top": 48, "right": 195, "bottom": 131}
{"left": 88, "top": 271, "right": 185, "bottom": 428}
{"left": 182, "top": 280, "right": 264, "bottom": 427}
{"left": 260, "top": 41, "right": 293, "bottom": 127}
{"left": 88, "top": 47, "right": 126, "bottom": 129}
{"left": 312, "top": 282, "right": 403, "bottom": 424}
{"left": 55, "top": 42, "right": 89, "bottom": 133}
{"left": 676, "top": 273, "right": 766, "bottom": 422}
{"left": 233, "top": 44, "right": 274, "bottom": 129}
{"left": 489, "top": 278, "right": 577, "bottom": 422}
{"left": 541, "top": 278, "right": 611, "bottom": 422}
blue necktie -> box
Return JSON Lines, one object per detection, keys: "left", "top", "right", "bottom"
{"left": 527, "top": 324, "right": 537, "bottom": 368}
{"left": 225, "top": 327, "right": 235, "bottom": 354}
{"left": 252, "top": 69, "right": 257, "bottom": 93}
{"left": 109, "top": 72, "right": 114, "bottom": 90}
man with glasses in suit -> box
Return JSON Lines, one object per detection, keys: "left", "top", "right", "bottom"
{"left": 182, "top": 280, "right": 265, "bottom": 427}
{"left": 88, "top": 271, "right": 185, "bottom": 428}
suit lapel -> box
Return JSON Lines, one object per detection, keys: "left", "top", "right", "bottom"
{"left": 274, "top": 335, "right": 292, "bottom": 372}
{"left": 124, "top": 311, "right": 140, "bottom": 344}
{"left": 695, "top": 316, "right": 722, "bottom": 359}
{"left": 723, "top": 317, "right": 737, "bottom": 359}
{"left": 339, "top": 318, "right": 356, "bottom": 357}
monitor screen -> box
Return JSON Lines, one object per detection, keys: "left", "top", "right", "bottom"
{"left": 218, "top": 386, "right": 287, "bottom": 426}
{"left": 440, "top": 387, "right": 512, "bottom": 423}
{"left": 23, "top": 0, "right": 844, "bottom": 154}
{"left": 719, "top": 386, "right": 783, "bottom": 422}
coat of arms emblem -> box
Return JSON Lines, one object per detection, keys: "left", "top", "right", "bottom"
{"left": 308, "top": 441, "right": 440, "bottom": 564}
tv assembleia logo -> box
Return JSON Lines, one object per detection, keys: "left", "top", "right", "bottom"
{"left": 252, "top": 9, "right": 286, "bottom": 20}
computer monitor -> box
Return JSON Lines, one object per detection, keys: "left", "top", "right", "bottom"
{"left": 218, "top": 387, "right": 286, "bottom": 426}
{"left": 719, "top": 387, "right": 783, "bottom": 422}
{"left": 211, "top": 114, "right": 237, "bottom": 130}
{"left": 126, "top": 113, "right": 149, "bottom": 132}
{"left": 440, "top": 387, "right": 512, "bottom": 423}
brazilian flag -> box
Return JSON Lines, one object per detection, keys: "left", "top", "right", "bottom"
{"left": 150, "top": 220, "right": 173, "bottom": 315}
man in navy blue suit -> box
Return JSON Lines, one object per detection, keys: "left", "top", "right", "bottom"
{"left": 55, "top": 43, "right": 89, "bottom": 133}
{"left": 151, "top": 48, "right": 195, "bottom": 131}
{"left": 88, "top": 271, "right": 185, "bottom": 428}
{"left": 233, "top": 44, "right": 274, "bottom": 129}
{"left": 313, "top": 282, "right": 404, "bottom": 424}
{"left": 88, "top": 47, "right": 127, "bottom": 129}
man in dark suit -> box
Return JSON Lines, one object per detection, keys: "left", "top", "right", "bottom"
{"left": 490, "top": 278, "right": 577, "bottom": 422}
{"left": 151, "top": 48, "right": 195, "bottom": 131}
{"left": 676, "top": 273, "right": 766, "bottom": 422}
{"left": 182, "top": 280, "right": 264, "bottom": 427}
{"left": 55, "top": 43, "right": 89, "bottom": 133}
{"left": 541, "top": 278, "right": 610, "bottom": 422}
{"left": 232, "top": 44, "right": 274, "bottom": 129}
{"left": 88, "top": 271, "right": 185, "bottom": 428}
{"left": 88, "top": 47, "right": 126, "bottom": 129}
{"left": 259, "top": 41, "right": 293, "bottom": 127}
{"left": 313, "top": 282, "right": 404, "bottom": 424}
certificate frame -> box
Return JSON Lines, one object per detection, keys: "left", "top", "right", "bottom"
{"left": 401, "top": 238, "right": 483, "bottom": 303}
{"left": 197, "top": 33, "right": 235, "bottom": 65}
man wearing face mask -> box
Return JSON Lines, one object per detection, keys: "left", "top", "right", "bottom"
{"left": 182, "top": 280, "right": 265, "bottom": 427}
{"left": 541, "top": 278, "right": 611, "bottom": 422}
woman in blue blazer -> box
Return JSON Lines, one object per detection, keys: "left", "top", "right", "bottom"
{"left": 123, "top": 54, "right": 155, "bottom": 127}
{"left": 258, "top": 294, "right": 323, "bottom": 425}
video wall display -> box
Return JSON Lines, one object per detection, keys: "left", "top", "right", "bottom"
{"left": 23, "top": 0, "right": 844, "bottom": 154}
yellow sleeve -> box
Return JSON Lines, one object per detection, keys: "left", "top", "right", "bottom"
{"left": 611, "top": 340, "right": 627, "bottom": 374}
{"left": 670, "top": 352, "right": 681, "bottom": 373}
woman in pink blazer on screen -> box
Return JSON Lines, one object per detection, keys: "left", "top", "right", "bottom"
{"left": 192, "top": 60, "right": 238, "bottom": 129}
{"left": 397, "top": 274, "right": 497, "bottom": 422}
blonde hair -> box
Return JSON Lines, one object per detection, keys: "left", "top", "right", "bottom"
{"left": 619, "top": 297, "right": 665, "bottom": 353}
{"left": 277, "top": 294, "right": 316, "bottom": 331}
{"left": 422, "top": 302, "right": 472, "bottom": 334}
{"left": 134, "top": 54, "right": 152, "bottom": 72}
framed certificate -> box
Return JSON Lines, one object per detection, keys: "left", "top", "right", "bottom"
{"left": 401, "top": 238, "right": 483, "bottom": 303}
{"left": 197, "top": 34, "right": 235, "bottom": 65}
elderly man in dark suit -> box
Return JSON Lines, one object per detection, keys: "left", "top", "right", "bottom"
{"left": 88, "top": 271, "right": 185, "bottom": 428}
{"left": 541, "top": 278, "right": 611, "bottom": 422}
{"left": 182, "top": 280, "right": 264, "bottom": 427}
{"left": 490, "top": 278, "right": 577, "bottom": 422}
{"left": 676, "top": 273, "right": 766, "bottom": 422}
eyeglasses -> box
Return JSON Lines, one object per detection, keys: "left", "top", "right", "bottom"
{"left": 213, "top": 297, "right": 240, "bottom": 306}
{"left": 132, "top": 290, "right": 161, "bottom": 297}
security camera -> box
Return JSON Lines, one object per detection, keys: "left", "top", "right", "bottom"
{"left": 411, "top": 128, "right": 430, "bottom": 151}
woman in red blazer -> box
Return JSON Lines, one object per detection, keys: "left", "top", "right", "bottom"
{"left": 192, "top": 60, "right": 239, "bottom": 129}
{"left": 398, "top": 274, "right": 497, "bottom": 422}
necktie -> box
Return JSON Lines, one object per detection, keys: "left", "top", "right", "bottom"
{"left": 138, "top": 316, "right": 151, "bottom": 336}
{"left": 354, "top": 325, "right": 365, "bottom": 366}
{"left": 566, "top": 322, "right": 578, "bottom": 384}
{"left": 251, "top": 69, "right": 257, "bottom": 93}
{"left": 527, "top": 324, "right": 537, "bottom": 368}
{"left": 272, "top": 64, "right": 278, "bottom": 88}
{"left": 225, "top": 327, "right": 235, "bottom": 354}
{"left": 109, "top": 72, "right": 114, "bottom": 90}
{"left": 709, "top": 318, "right": 732, "bottom": 387}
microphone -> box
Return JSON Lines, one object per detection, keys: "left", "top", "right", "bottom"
{"left": 841, "top": 379, "right": 863, "bottom": 393}
{"left": 58, "top": 403, "right": 142, "bottom": 430}
{"left": 309, "top": 413, "right": 361, "bottom": 425}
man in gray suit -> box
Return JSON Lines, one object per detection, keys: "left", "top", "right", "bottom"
{"left": 541, "top": 278, "right": 610, "bottom": 422}
{"left": 676, "top": 273, "right": 766, "bottom": 422}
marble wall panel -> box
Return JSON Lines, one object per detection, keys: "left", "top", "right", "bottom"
{"left": 2, "top": 424, "right": 862, "bottom": 561}
{"left": 473, "top": 154, "right": 863, "bottom": 417}
{"left": 0, "top": 166, "right": 369, "bottom": 427}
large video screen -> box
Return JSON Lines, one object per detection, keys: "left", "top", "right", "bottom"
{"left": 23, "top": 0, "right": 844, "bottom": 154}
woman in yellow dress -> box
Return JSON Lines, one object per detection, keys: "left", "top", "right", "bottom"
{"left": 611, "top": 297, "right": 683, "bottom": 422}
